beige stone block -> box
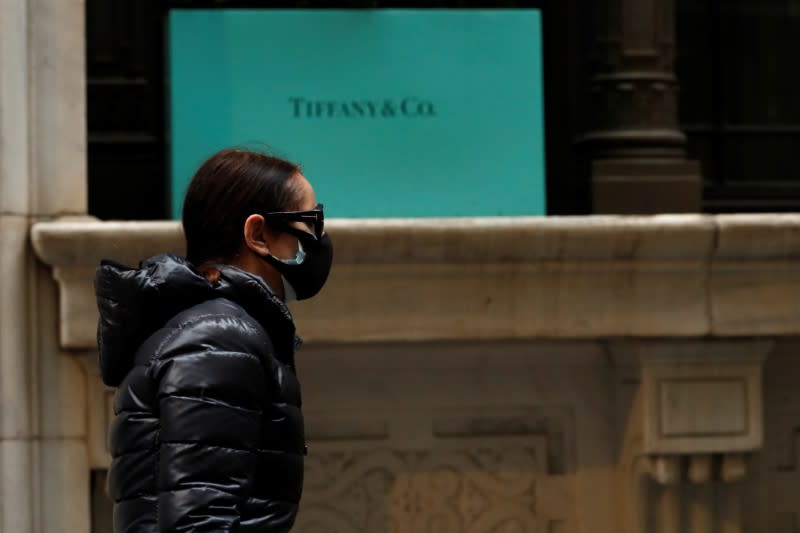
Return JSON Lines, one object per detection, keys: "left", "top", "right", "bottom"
{"left": 711, "top": 262, "right": 800, "bottom": 335}
{"left": 0, "top": 439, "right": 34, "bottom": 533}
{"left": 31, "top": 218, "right": 184, "bottom": 266}
{"left": 0, "top": 216, "right": 33, "bottom": 439}
{"left": 328, "top": 214, "right": 715, "bottom": 262}
{"left": 3, "top": 218, "right": 87, "bottom": 439}
{"left": 575, "top": 468, "right": 617, "bottom": 533}
{"left": 37, "top": 439, "right": 90, "bottom": 533}
{"left": 36, "top": 343, "right": 87, "bottom": 439}
{"left": 298, "top": 340, "right": 603, "bottom": 477}
{"left": 80, "top": 353, "right": 112, "bottom": 469}
{"left": 16, "top": 255, "right": 88, "bottom": 439}
{"left": 714, "top": 214, "right": 800, "bottom": 260}
{"left": 296, "top": 215, "right": 713, "bottom": 341}
{"left": 0, "top": 0, "right": 30, "bottom": 215}
{"left": 32, "top": 217, "right": 719, "bottom": 347}
{"left": 54, "top": 266, "right": 102, "bottom": 349}
{"left": 711, "top": 214, "right": 800, "bottom": 335}
{"left": 631, "top": 339, "right": 773, "bottom": 455}
{"left": 33, "top": 214, "right": 800, "bottom": 346}
{"left": 31, "top": 219, "right": 185, "bottom": 348}
{"left": 293, "top": 260, "right": 710, "bottom": 342}
{"left": 27, "top": 0, "right": 87, "bottom": 216}
{"left": 659, "top": 380, "right": 747, "bottom": 437}
{"left": 298, "top": 341, "right": 604, "bottom": 411}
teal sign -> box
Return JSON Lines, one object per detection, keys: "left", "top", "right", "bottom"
{"left": 169, "top": 9, "right": 546, "bottom": 218}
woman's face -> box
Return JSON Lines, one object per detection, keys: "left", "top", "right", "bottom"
{"left": 237, "top": 173, "right": 321, "bottom": 299}
{"left": 267, "top": 173, "right": 318, "bottom": 261}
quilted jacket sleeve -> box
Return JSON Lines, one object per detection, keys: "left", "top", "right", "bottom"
{"left": 150, "top": 315, "right": 269, "bottom": 532}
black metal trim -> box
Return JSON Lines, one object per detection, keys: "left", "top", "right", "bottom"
{"left": 165, "top": 1, "right": 546, "bottom": 9}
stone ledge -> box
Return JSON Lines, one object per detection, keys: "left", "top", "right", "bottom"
{"left": 29, "top": 214, "right": 800, "bottom": 348}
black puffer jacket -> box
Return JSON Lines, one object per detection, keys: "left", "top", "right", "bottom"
{"left": 95, "top": 254, "right": 305, "bottom": 533}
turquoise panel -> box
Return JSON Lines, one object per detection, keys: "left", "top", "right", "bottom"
{"left": 169, "top": 9, "right": 546, "bottom": 218}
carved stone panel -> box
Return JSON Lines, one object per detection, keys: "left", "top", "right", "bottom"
{"left": 295, "top": 437, "right": 568, "bottom": 533}
{"left": 629, "top": 340, "right": 772, "bottom": 455}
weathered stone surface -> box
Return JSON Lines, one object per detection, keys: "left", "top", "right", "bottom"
{"left": 27, "top": 0, "right": 87, "bottom": 216}
{"left": 78, "top": 354, "right": 113, "bottom": 469}
{"left": 31, "top": 218, "right": 184, "bottom": 347}
{"left": 0, "top": 439, "right": 33, "bottom": 532}
{"left": 714, "top": 214, "right": 800, "bottom": 259}
{"left": 29, "top": 216, "right": 713, "bottom": 348}
{"left": 613, "top": 339, "right": 772, "bottom": 455}
{"left": 0, "top": 216, "right": 33, "bottom": 439}
{"left": 38, "top": 439, "right": 91, "bottom": 533}
{"left": 27, "top": 210, "right": 800, "bottom": 533}
{"left": 32, "top": 218, "right": 184, "bottom": 266}
{"left": 0, "top": 0, "right": 30, "bottom": 215}
{"left": 711, "top": 214, "right": 800, "bottom": 336}
{"left": 266, "top": 341, "right": 601, "bottom": 533}
{"left": 1, "top": 0, "right": 89, "bottom": 531}
{"left": 29, "top": 214, "right": 800, "bottom": 347}
{"left": 1, "top": 0, "right": 86, "bottom": 216}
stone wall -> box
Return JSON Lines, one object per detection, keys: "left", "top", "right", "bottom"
{"left": 27, "top": 216, "right": 800, "bottom": 533}
{"left": 0, "top": 0, "right": 89, "bottom": 531}
{"left": 46, "top": 338, "right": 800, "bottom": 533}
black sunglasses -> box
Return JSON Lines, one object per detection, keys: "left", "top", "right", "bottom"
{"left": 263, "top": 203, "right": 325, "bottom": 240}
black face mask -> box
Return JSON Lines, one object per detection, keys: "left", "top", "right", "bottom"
{"left": 262, "top": 226, "right": 333, "bottom": 301}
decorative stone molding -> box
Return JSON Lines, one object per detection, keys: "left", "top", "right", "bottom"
{"left": 612, "top": 339, "right": 771, "bottom": 487}
{"left": 30, "top": 213, "right": 800, "bottom": 349}
{"left": 31, "top": 217, "right": 183, "bottom": 347}
{"left": 637, "top": 340, "right": 771, "bottom": 456}
{"left": 610, "top": 340, "right": 770, "bottom": 533}
{"left": 296, "top": 439, "right": 563, "bottom": 533}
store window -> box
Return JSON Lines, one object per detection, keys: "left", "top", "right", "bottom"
{"left": 87, "top": 1, "right": 553, "bottom": 221}
{"left": 677, "top": 0, "right": 800, "bottom": 212}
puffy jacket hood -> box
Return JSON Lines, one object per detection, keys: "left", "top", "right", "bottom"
{"left": 94, "top": 254, "right": 296, "bottom": 387}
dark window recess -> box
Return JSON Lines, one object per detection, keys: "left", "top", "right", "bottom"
{"left": 86, "top": 0, "right": 166, "bottom": 220}
{"left": 677, "top": 0, "right": 800, "bottom": 212}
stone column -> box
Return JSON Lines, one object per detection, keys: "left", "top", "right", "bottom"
{"left": 582, "top": 0, "right": 702, "bottom": 213}
{"left": 0, "top": 0, "right": 89, "bottom": 531}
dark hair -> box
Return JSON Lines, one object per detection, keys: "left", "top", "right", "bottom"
{"left": 182, "top": 148, "right": 302, "bottom": 265}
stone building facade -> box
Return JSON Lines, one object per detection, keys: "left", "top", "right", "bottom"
{"left": 2, "top": 0, "right": 800, "bottom": 532}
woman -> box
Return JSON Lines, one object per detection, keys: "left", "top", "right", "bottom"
{"left": 94, "top": 148, "right": 333, "bottom": 532}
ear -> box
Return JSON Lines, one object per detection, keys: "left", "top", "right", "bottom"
{"left": 242, "top": 214, "right": 272, "bottom": 256}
